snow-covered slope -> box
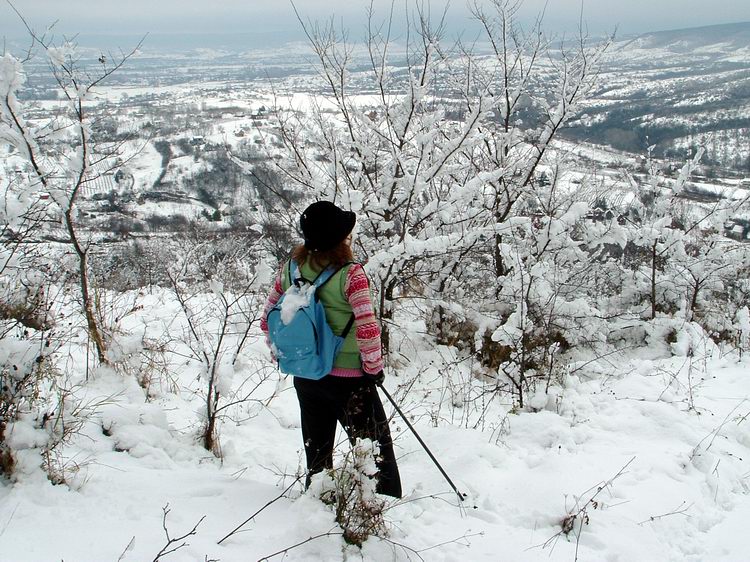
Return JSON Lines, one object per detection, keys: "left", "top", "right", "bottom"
{"left": 621, "top": 22, "right": 750, "bottom": 53}
{"left": 564, "top": 22, "right": 750, "bottom": 170}
{"left": 0, "top": 291, "right": 747, "bottom": 561}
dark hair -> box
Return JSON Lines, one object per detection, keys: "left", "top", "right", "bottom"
{"left": 291, "top": 240, "right": 354, "bottom": 270}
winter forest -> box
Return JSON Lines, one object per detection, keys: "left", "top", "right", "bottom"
{"left": 1, "top": 1, "right": 749, "bottom": 560}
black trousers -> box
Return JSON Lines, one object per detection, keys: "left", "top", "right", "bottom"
{"left": 293, "top": 375, "right": 403, "bottom": 498}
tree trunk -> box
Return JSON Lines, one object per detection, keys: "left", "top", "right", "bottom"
{"left": 651, "top": 241, "right": 658, "bottom": 320}
{"left": 204, "top": 387, "right": 219, "bottom": 453}
{"left": 494, "top": 233, "right": 507, "bottom": 278}
{"left": 379, "top": 278, "right": 397, "bottom": 356}
{"left": 688, "top": 279, "right": 701, "bottom": 322}
{"left": 78, "top": 249, "right": 109, "bottom": 365}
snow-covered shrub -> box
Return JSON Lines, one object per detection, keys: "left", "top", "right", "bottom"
{"left": 38, "top": 379, "right": 94, "bottom": 487}
{"left": 0, "top": 341, "right": 54, "bottom": 479}
{"left": 165, "top": 230, "right": 273, "bottom": 454}
{"left": 485, "top": 198, "right": 616, "bottom": 407}
{"left": 91, "top": 239, "right": 173, "bottom": 291}
{"left": 311, "top": 438, "right": 388, "bottom": 547}
{"left": 619, "top": 148, "right": 734, "bottom": 324}
{"left": 0, "top": 311, "right": 93, "bottom": 486}
{"left": 107, "top": 316, "right": 175, "bottom": 400}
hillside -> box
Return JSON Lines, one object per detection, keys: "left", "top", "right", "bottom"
{"left": 563, "top": 22, "right": 750, "bottom": 174}
{"left": 622, "top": 21, "right": 750, "bottom": 51}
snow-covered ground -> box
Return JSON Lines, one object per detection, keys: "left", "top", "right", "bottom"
{"left": 0, "top": 290, "right": 747, "bottom": 562}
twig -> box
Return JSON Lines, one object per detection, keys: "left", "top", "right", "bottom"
{"left": 417, "top": 530, "right": 484, "bottom": 553}
{"left": 690, "top": 399, "right": 748, "bottom": 461}
{"left": 374, "top": 536, "right": 426, "bottom": 562}
{"left": 637, "top": 501, "right": 693, "bottom": 525}
{"left": 256, "top": 529, "right": 343, "bottom": 561}
{"left": 0, "top": 503, "right": 19, "bottom": 537}
{"left": 217, "top": 475, "right": 303, "bottom": 544}
{"left": 532, "top": 457, "right": 635, "bottom": 555}
{"left": 152, "top": 504, "right": 205, "bottom": 561}
{"left": 374, "top": 527, "right": 483, "bottom": 561}
{"left": 116, "top": 536, "right": 135, "bottom": 562}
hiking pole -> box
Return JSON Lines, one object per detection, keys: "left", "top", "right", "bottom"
{"left": 376, "top": 382, "right": 467, "bottom": 503}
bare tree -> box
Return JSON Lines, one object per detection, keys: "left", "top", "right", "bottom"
{"left": 0, "top": 9, "right": 143, "bottom": 365}
{"left": 164, "top": 230, "right": 271, "bottom": 453}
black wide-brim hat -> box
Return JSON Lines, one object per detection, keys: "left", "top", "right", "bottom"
{"left": 300, "top": 201, "right": 356, "bottom": 252}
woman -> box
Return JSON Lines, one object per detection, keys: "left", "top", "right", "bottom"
{"left": 260, "top": 200, "right": 402, "bottom": 499}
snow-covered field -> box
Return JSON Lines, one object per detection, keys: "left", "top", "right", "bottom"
{"left": 0, "top": 290, "right": 747, "bottom": 562}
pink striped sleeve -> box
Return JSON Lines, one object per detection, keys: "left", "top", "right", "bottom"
{"left": 260, "top": 265, "right": 284, "bottom": 337}
{"left": 344, "top": 264, "right": 384, "bottom": 374}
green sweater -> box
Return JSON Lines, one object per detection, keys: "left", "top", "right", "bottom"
{"left": 282, "top": 260, "right": 360, "bottom": 369}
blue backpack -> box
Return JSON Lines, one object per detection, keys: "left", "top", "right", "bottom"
{"left": 266, "top": 260, "right": 355, "bottom": 379}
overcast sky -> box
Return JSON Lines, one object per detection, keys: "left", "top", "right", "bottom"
{"left": 1, "top": 0, "right": 748, "bottom": 41}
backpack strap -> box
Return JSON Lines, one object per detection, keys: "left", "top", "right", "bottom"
{"left": 311, "top": 266, "right": 339, "bottom": 290}
{"left": 340, "top": 312, "right": 355, "bottom": 339}
{"left": 289, "top": 259, "right": 316, "bottom": 288}
{"left": 314, "top": 261, "right": 354, "bottom": 292}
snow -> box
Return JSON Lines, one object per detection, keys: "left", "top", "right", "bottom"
{"left": 1, "top": 21, "right": 750, "bottom": 562}
{"left": 279, "top": 283, "right": 315, "bottom": 325}
{"left": 126, "top": 140, "right": 164, "bottom": 192}
{"left": 0, "top": 55, "right": 25, "bottom": 96}
{"left": 0, "top": 291, "right": 748, "bottom": 561}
